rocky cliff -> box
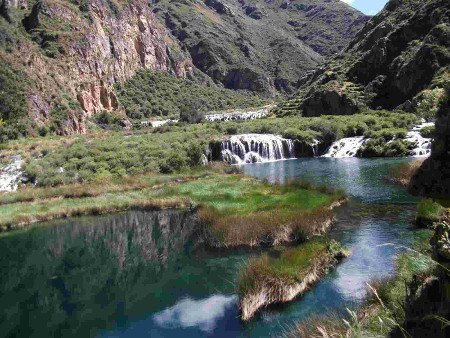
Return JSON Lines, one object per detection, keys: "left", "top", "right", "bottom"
{"left": 0, "top": 0, "right": 193, "bottom": 138}
{"left": 276, "top": 0, "right": 449, "bottom": 117}
{"left": 153, "top": 0, "right": 368, "bottom": 94}
{"left": 409, "top": 90, "right": 449, "bottom": 198}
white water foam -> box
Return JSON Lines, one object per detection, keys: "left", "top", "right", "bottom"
{"left": 205, "top": 107, "right": 269, "bottom": 122}
{"left": 322, "top": 136, "right": 366, "bottom": 158}
{"left": 221, "top": 134, "right": 295, "bottom": 164}
{"left": 405, "top": 122, "right": 433, "bottom": 157}
{"left": 0, "top": 155, "right": 23, "bottom": 192}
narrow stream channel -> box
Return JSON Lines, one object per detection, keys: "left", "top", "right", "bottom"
{"left": 0, "top": 158, "right": 424, "bottom": 337}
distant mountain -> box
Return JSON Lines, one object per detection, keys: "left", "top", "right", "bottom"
{"left": 0, "top": 0, "right": 367, "bottom": 139}
{"left": 276, "top": 0, "right": 449, "bottom": 117}
{"left": 153, "top": 0, "right": 368, "bottom": 94}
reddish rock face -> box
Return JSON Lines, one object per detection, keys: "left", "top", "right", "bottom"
{"left": 6, "top": 0, "right": 193, "bottom": 134}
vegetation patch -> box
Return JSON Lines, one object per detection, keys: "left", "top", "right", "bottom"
{"left": 0, "top": 170, "right": 344, "bottom": 237}
{"left": 115, "top": 70, "right": 267, "bottom": 121}
{"left": 416, "top": 199, "right": 445, "bottom": 227}
{"left": 0, "top": 111, "right": 419, "bottom": 188}
{"left": 287, "top": 229, "right": 439, "bottom": 337}
{"left": 237, "top": 239, "right": 350, "bottom": 321}
{"left": 166, "top": 177, "right": 346, "bottom": 247}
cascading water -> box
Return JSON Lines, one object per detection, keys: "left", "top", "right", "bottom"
{"left": 0, "top": 155, "right": 22, "bottom": 192}
{"left": 204, "top": 107, "right": 269, "bottom": 122}
{"left": 322, "top": 122, "right": 435, "bottom": 158}
{"left": 405, "top": 122, "right": 434, "bottom": 157}
{"left": 221, "top": 134, "right": 295, "bottom": 164}
{"left": 322, "top": 136, "right": 366, "bottom": 158}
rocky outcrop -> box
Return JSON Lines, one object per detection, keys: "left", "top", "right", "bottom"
{"left": 278, "top": 0, "right": 449, "bottom": 116}
{"left": 430, "top": 218, "right": 450, "bottom": 261}
{"left": 301, "top": 86, "right": 360, "bottom": 117}
{"left": 1, "top": 0, "right": 193, "bottom": 134}
{"left": 409, "top": 90, "right": 449, "bottom": 198}
{"left": 1, "top": 0, "right": 27, "bottom": 22}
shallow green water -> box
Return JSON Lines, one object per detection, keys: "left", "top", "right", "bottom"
{"left": 0, "top": 158, "right": 424, "bottom": 337}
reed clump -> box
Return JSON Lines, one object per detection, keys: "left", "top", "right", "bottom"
{"left": 237, "top": 239, "right": 350, "bottom": 321}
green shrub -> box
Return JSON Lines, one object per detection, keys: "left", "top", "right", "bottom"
{"left": 0, "top": 62, "right": 31, "bottom": 141}
{"left": 416, "top": 199, "right": 444, "bottom": 227}
{"left": 116, "top": 70, "right": 267, "bottom": 121}
{"left": 420, "top": 125, "right": 435, "bottom": 138}
{"left": 359, "top": 139, "right": 414, "bottom": 157}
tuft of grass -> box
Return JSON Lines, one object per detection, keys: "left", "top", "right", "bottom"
{"left": 167, "top": 176, "right": 346, "bottom": 247}
{"left": 416, "top": 199, "right": 445, "bottom": 227}
{"left": 237, "top": 239, "right": 349, "bottom": 320}
{"left": 287, "top": 229, "right": 437, "bottom": 337}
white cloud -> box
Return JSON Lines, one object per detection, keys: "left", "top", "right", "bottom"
{"left": 341, "top": 0, "right": 355, "bottom": 4}
{"left": 153, "top": 295, "right": 237, "bottom": 333}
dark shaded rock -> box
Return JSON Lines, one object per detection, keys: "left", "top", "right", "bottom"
{"left": 0, "top": 0, "right": 12, "bottom": 23}
{"left": 245, "top": 5, "right": 263, "bottom": 19}
{"left": 204, "top": 0, "right": 233, "bottom": 16}
{"left": 293, "top": 140, "right": 315, "bottom": 157}
{"left": 301, "top": 88, "right": 360, "bottom": 117}
{"left": 409, "top": 90, "right": 449, "bottom": 199}
{"left": 22, "top": 0, "right": 43, "bottom": 32}
{"left": 207, "top": 140, "right": 222, "bottom": 161}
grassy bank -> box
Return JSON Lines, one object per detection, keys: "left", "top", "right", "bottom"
{"left": 238, "top": 239, "right": 350, "bottom": 321}
{"left": 0, "top": 110, "right": 419, "bottom": 188}
{"left": 416, "top": 198, "right": 445, "bottom": 227}
{"left": 169, "top": 177, "right": 345, "bottom": 247}
{"left": 287, "top": 229, "right": 439, "bottom": 337}
{"left": 0, "top": 170, "right": 345, "bottom": 244}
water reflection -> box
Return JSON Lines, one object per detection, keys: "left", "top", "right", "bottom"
{"left": 0, "top": 158, "right": 422, "bottom": 338}
{"left": 243, "top": 157, "right": 418, "bottom": 204}
{"left": 0, "top": 210, "right": 201, "bottom": 338}
{"left": 153, "top": 295, "right": 237, "bottom": 332}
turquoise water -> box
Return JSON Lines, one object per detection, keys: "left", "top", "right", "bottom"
{"left": 0, "top": 158, "right": 423, "bottom": 337}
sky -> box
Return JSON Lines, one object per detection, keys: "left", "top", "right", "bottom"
{"left": 341, "top": 0, "right": 389, "bottom": 15}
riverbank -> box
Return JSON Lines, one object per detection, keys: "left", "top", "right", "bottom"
{"left": 0, "top": 110, "right": 422, "bottom": 189}
{"left": 238, "top": 239, "right": 350, "bottom": 321}
{"left": 0, "top": 168, "right": 345, "bottom": 248}
{"left": 288, "top": 201, "right": 450, "bottom": 338}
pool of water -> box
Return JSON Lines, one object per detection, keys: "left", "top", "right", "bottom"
{"left": 0, "top": 158, "right": 423, "bottom": 337}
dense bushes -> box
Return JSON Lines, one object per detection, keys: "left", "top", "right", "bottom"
{"left": 0, "top": 62, "right": 31, "bottom": 142}
{"left": 358, "top": 139, "right": 414, "bottom": 157}
{"left": 226, "top": 110, "right": 417, "bottom": 146}
{"left": 115, "top": 70, "right": 267, "bottom": 121}
{"left": 23, "top": 131, "right": 210, "bottom": 186}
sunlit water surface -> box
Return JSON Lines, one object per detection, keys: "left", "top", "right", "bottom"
{"left": 0, "top": 158, "right": 423, "bottom": 337}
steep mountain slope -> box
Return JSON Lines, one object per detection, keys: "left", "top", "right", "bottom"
{"left": 0, "top": 0, "right": 367, "bottom": 140}
{"left": 153, "top": 0, "right": 368, "bottom": 94}
{"left": 276, "top": 0, "right": 449, "bottom": 117}
{"left": 0, "top": 0, "right": 195, "bottom": 139}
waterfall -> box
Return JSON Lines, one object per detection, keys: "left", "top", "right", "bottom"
{"left": 221, "top": 134, "right": 295, "bottom": 164}
{"left": 311, "top": 139, "right": 320, "bottom": 157}
{"left": 322, "top": 137, "right": 366, "bottom": 158}
{"left": 405, "top": 122, "right": 434, "bottom": 157}
{"left": 0, "top": 155, "right": 23, "bottom": 192}
{"left": 205, "top": 107, "right": 269, "bottom": 122}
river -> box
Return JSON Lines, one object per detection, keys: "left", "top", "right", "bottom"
{"left": 0, "top": 158, "right": 425, "bottom": 337}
